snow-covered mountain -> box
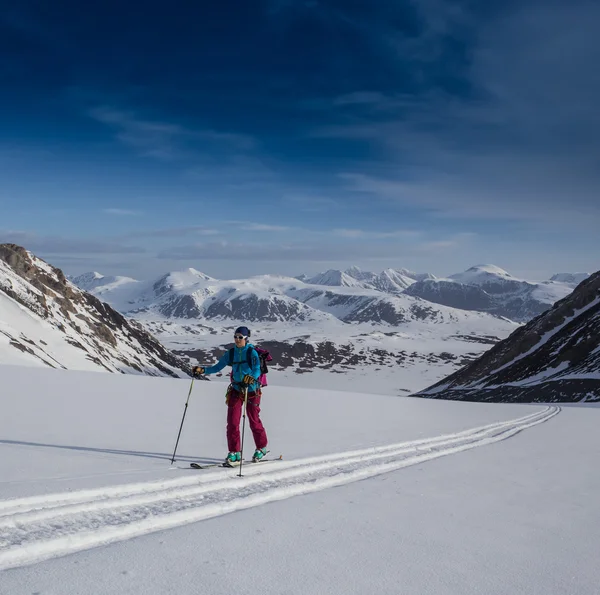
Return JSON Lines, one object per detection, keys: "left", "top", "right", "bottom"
{"left": 0, "top": 244, "right": 189, "bottom": 376}
{"left": 394, "top": 268, "right": 436, "bottom": 283}
{"left": 306, "top": 269, "right": 366, "bottom": 288}
{"left": 87, "top": 270, "right": 335, "bottom": 323}
{"left": 549, "top": 272, "right": 591, "bottom": 287}
{"left": 447, "top": 264, "right": 517, "bottom": 286}
{"left": 305, "top": 266, "right": 432, "bottom": 294}
{"left": 369, "top": 268, "right": 417, "bottom": 293}
{"left": 79, "top": 267, "right": 504, "bottom": 327}
{"left": 404, "top": 265, "right": 573, "bottom": 322}
{"left": 303, "top": 266, "right": 432, "bottom": 296}
{"left": 344, "top": 266, "right": 377, "bottom": 282}
{"left": 419, "top": 269, "right": 600, "bottom": 402}
{"left": 73, "top": 266, "right": 518, "bottom": 394}
{"left": 69, "top": 271, "right": 138, "bottom": 296}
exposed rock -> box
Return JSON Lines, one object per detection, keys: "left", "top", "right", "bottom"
{"left": 418, "top": 271, "right": 600, "bottom": 402}
{"left": 0, "top": 244, "right": 190, "bottom": 377}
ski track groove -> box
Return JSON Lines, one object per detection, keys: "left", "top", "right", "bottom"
{"left": 0, "top": 406, "right": 559, "bottom": 570}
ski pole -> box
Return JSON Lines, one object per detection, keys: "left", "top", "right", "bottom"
{"left": 238, "top": 385, "right": 249, "bottom": 477}
{"left": 170, "top": 377, "right": 195, "bottom": 465}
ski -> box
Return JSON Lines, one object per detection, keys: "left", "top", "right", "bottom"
{"left": 222, "top": 460, "right": 241, "bottom": 468}
{"left": 252, "top": 454, "right": 283, "bottom": 464}
{"left": 189, "top": 462, "right": 224, "bottom": 470}
{"left": 189, "top": 454, "right": 282, "bottom": 470}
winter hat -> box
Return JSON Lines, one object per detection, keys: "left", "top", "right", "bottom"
{"left": 234, "top": 326, "right": 251, "bottom": 337}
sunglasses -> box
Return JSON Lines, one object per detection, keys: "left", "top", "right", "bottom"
{"left": 234, "top": 334, "right": 247, "bottom": 340}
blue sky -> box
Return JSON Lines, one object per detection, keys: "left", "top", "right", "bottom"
{"left": 1, "top": 0, "right": 599, "bottom": 281}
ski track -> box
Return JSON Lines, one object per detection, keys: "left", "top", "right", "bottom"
{"left": 0, "top": 406, "right": 559, "bottom": 570}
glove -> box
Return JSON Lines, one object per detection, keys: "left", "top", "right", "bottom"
{"left": 242, "top": 374, "right": 255, "bottom": 385}
{"left": 192, "top": 366, "right": 205, "bottom": 377}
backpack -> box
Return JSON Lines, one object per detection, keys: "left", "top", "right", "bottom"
{"left": 228, "top": 346, "right": 270, "bottom": 380}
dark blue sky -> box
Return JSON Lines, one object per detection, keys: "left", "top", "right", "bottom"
{"left": 1, "top": 0, "right": 599, "bottom": 279}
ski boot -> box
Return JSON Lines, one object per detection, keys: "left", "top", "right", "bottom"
{"left": 223, "top": 451, "right": 241, "bottom": 467}
{"left": 252, "top": 447, "right": 268, "bottom": 462}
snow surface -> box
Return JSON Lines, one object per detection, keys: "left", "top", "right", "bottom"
{"left": 140, "top": 313, "right": 516, "bottom": 395}
{"left": 529, "top": 281, "right": 573, "bottom": 305}
{"left": 549, "top": 272, "right": 591, "bottom": 287}
{"left": 1, "top": 365, "right": 599, "bottom": 594}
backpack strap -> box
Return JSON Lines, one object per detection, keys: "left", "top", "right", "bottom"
{"left": 246, "top": 346, "right": 256, "bottom": 367}
{"left": 229, "top": 346, "right": 256, "bottom": 368}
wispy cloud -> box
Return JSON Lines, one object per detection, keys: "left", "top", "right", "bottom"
{"left": 155, "top": 231, "right": 468, "bottom": 263}
{"left": 239, "top": 223, "right": 292, "bottom": 232}
{"left": 0, "top": 230, "right": 146, "bottom": 255}
{"left": 297, "top": 1, "right": 600, "bottom": 231}
{"left": 224, "top": 222, "right": 416, "bottom": 239}
{"left": 332, "top": 228, "right": 418, "bottom": 240}
{"left": 123, "top": 226, "right": 222, "bottom": 239}
{"left": 282, "top": 193, "right": 342, "bottom": 213}
{"left": 89, "top": 107, "right": 256, "bottom": 161}
{"left": 103, "top": 208, "right": 139, "bottom": 216}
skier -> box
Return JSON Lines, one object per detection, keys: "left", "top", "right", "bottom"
{"left": 192, "top": 326, "right": 268, "bottom": 466}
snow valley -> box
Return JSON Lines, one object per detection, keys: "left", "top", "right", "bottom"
{"left": 1, "top": 244, "right": 599, "bottom": 595}
{"left": 69, "top": 261, "right": 587, "bottom": 395}
{"left": 1, "top": 243, "right": 594, "bottom": 394}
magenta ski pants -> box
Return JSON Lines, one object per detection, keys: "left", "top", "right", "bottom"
{"left": 226, "top": 388, "right": 268, "bottom": 453}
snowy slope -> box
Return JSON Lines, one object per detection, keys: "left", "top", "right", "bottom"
{"left": 369, "top": 268, "right": 416, "bottom": 293}
{"left": 306, "top": 268, "right": 367, "bottom": 287}
{"left": 419, "top": 270, "right": 600, "bottom": 402}
{"left": 550, "top": 272, "right": 591, "bottom": 287}
{"left": 308, "top": 266, "right": 424, "bottom": 293}
{"left": 92, "top": 271, "right": 336, "bottom": 323}
{"left": 0, "top": 244, "right": 188, "bottom": 376}
{"left": 70, "top": 271, "right": 139, "bottom": 296}
{"left": 0, "top": 365, "right": 598, "bottom": 595}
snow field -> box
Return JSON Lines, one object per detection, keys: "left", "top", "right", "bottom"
{"left": 0, "top": 406, "right": 558, "bottom": 570}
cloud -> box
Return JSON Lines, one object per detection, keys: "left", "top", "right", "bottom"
{"left": 222, "top": 222, "right": 417, "bottom": 239}
{"left": 103, "top": 208, "right": 139, "bottom": 216}
{"left": 0, "top": 230, "right": 145, "bottom": 255}
{"left": 241, "top": 223, "right": 291, "bottom": 232}
{"left": 305, "top": 1, "right": 600, "bottom": 230}
{"left": 156, "top": 233, "right": 468, "bottom": 263}
{"left": 89, "top": 107, "right": 256, "bottom": 161}
{"left": 332, "top": 228, "right": 418, "bottom": 240}
{"left": 282, "top": 194, "right": 343, "bottom": 213}
{"left": 122, "top": 226, "right": 222, "bottom": 239}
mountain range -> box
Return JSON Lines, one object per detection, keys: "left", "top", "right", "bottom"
{"left": 403, "top": 264, "right": 583, "bottom": 322}
{"left": 3, "top": 242, "right": 594, "bottom": 400}
{"left": 419, "top": 270, "right": 600, "bottom": 402}
{"left": 74, "top": 264, "right": 588, "bottom": 325}
{"left": 68, "top": 264, "right": 527, "bottom": 395}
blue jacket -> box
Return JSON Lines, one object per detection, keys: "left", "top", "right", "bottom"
{"left": 203, "top": 343, "right": 261, "bottom": 392}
